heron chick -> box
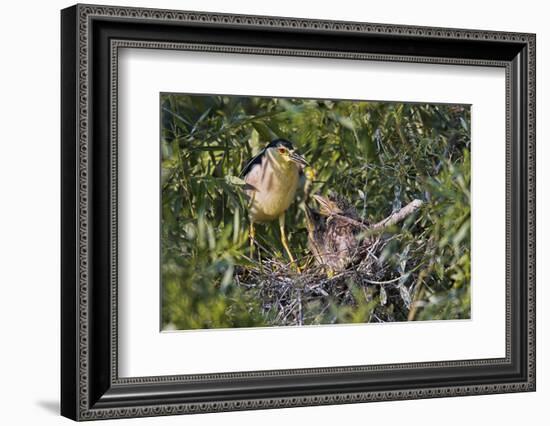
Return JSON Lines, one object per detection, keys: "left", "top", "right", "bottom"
{"left": 240, "top": 139, "right": 309, "bottom": 268}
{"left": 305, "top": 193, "right": 368, "bottom": 273}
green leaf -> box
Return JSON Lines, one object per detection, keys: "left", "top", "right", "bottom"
{"left": 225, "top": 175, "right": 247, "bottom": 186}
{"left": 251, "top": 121, "right": 277, "bottom": 141}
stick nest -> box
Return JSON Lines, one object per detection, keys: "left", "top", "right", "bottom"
{"left": 235, "top": 235, "right": 413, "bottom": 326}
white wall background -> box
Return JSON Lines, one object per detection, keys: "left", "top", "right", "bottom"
{"left": 0, "top": 0, "right": 546, "bottom": 424}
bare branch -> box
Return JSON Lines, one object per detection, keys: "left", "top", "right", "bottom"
{"left": 371, "top": 199, "right": 424, "bottom": 230}
{"left": 331, "top": 199, "right": 424, "bottom": 232}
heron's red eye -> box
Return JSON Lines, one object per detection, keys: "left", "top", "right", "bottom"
{"left": 278, "top": 147, "right": 286, "bottom": 154}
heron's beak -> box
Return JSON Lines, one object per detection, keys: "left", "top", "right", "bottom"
{"left": 312, "top": 194, "right": 329, "bottom": 208}
{"left": 289, "top": 151, "right": 309, "bottom": 167}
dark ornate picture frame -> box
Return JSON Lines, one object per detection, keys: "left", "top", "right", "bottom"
{"left": 61, "top": 4, "right": 536, "bottom": 421}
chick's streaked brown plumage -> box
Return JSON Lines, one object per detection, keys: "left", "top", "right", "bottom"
{"left": 305, "top": 193, "right": 368, "bottom": 272}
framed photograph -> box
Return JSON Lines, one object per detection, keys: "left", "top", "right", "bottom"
{"left": 61, "top": 4, "right": 536, "bottom": 421}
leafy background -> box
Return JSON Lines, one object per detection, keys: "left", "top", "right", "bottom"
{"left": 160, "top": 94, "right": 471, "bottom": 330}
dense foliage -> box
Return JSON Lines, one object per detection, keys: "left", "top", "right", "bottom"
{"left": 160, "top": 94, "right": 471, "bottom": 330}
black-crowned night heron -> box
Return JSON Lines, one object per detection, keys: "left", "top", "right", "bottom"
{"left": 240, "top": 138, "right": 309, "bottom": 267}
{"left": 305, "top": 193, "right": 369, "bottom": 273}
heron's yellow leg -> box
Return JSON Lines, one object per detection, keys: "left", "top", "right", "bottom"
{"left": 278, "top": 214, "right": 300, "bottom": 272}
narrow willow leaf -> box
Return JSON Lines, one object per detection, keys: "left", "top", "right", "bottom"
{"left": 233, "top": 208, "right": 240, "bottom": 245}
{"left": 197, "top": 214, "right": 206, "bottom": 248}
{"left": 220, "top": 262, "right": 234, "bottom": 291}
{"left": 206, "top": 223, "right": 216, "bottom": 251}
{"left": 399, "top": 284, "right": 411, "bottom": 309}
{"left": 225, "top": 175, "right": 247, "bottom": 186}
{"left": 251, "top": 121, "right": 275, "bottom": 141}
{"left": 380, "top": 286, "right": 387, "bottom": 306}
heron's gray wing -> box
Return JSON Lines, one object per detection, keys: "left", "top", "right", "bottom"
{"left": 240, "top": 149, "right": 265, "bottom": 178}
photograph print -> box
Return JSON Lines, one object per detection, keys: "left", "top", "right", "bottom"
{"left": 160, "top": 94, "right": 471, "bottom": 331}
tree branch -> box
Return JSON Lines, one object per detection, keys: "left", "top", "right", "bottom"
{"left": 332, "top": 199, "right": 424, "bottom": 232}
{"left": 371, "top": 199, "right": 424, "bottom": 230}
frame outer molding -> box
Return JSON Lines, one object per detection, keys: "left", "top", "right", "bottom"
{"left": 61, "top": 3, "right": 536, "bottom": 421}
